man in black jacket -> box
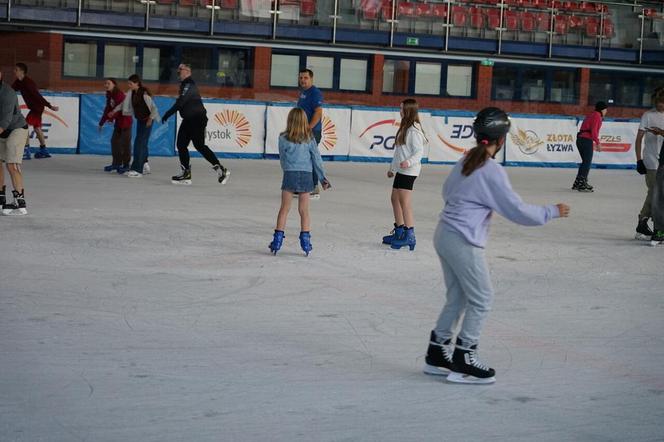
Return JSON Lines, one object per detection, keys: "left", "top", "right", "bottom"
{"left": 162, "top": 64, "right": 229, "bottom": 185}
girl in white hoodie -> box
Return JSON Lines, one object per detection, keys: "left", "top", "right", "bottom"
{"left": 382, "top": 98, "right": 426, "bottom": 251}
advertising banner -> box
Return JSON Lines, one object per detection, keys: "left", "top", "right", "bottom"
{"left": 350, "top": 108, "right": 431, "bottom": 161}
{"left": 265, "top": 104, "right": 351, "bottom": 157}
{"left": 592, "top": 120, "right": 639, "bottom": 166}
{"left": 426, "top": 114, "right": 476, "bottom": 164}
{"left": 177, "top": 100, "right": 266, "bottom": 157}
{"left": 19, "top": 94, "right": 79, "bottom": 152}
{"left": 505, "top": 117, "right": 579, "bottom": 166}
{"left": 79, "top": 94, "right": 176, "bottom": 157}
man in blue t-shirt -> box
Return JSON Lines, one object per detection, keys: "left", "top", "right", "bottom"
{"left": 296, "top": 68, "right": 324, "bottom": 197}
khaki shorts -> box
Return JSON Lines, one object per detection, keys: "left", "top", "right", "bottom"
{"left": 0, "top": 127, "right": 29, "bottom": 164}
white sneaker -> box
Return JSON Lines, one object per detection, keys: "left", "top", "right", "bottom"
{"left": 143, "top": 162, "right": 151, "bottom": 174}
{"left": 126, "top": 171, "right": 143, "bottom": 178}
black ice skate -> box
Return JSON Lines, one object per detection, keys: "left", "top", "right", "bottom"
{"left": 447, "top": 338, "right": 496, "bottom": 384}
{"left": 635, "top": 217, "right": 653, "bottom": 240}
{"left": 213, "top": 164, "right": 230, "bottom": 185}
{"left": 2, "top": 190, "right": 27, "bottom": 216}
{"left": 423, "top": 331, "right": 454, "bottom": 376}
{"left": 172, "top": 166, "right": 192, "bottom": 185}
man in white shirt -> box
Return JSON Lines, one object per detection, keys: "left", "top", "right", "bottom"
{"left": 634, "top": 89, "right": 664, "bottom": 239}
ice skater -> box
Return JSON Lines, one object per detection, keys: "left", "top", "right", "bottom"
{"left": 296, "top": 68, "right": 323, "bottom": 199}
{"left": 162, "top": 63, "right": 229, "bottom": 186}
{"left": 573, "top": 101, "right": 607, "bottom": 192}
{"left": 649, "top": 130, "right": 664, "bottom": 246}
{"left": 382, "top": 98, "right": 426, "bottom": 251}
{"left": 634, "top": 90, "right": 664, "bottom": 240}
{"left": 423, "top": 107, "right": 570, "bottom": 384}
{"left": 99, "top": 78, "right": 132, "bottom": 174}
{"left": 12, "top": 62, "right": 59, "bottom": 160}
{"left": 110, "top": 74, "right": 160, "bottom": 178}
{"left": 0, "top": 71, "right": 30, "bottom": 215}
{"left": 269, "top": 108, "right": 330, "bottom": 256}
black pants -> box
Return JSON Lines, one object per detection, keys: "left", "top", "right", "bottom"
{"left": 576, "top": 137, "right": 594, "bottom": 180}
{"left": 176, "top": 117, "right": 220, "bottom": 169}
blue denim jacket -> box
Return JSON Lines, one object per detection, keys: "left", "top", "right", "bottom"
{"left": 278, "top": 134, "right": 326, "bottom": 184}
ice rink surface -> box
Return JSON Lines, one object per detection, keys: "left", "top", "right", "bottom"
{"left": 1, "top": 156, "right": 662, "bottom": 442}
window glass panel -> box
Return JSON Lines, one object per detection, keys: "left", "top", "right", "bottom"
{"left": 588, "top": 71, "right": 614, "bottom": 105}
{"left": 103, "top": 44, "right": 137, "bottom": 79}
{"left": 643, "top": 77, "right": 664, "bottom": 108}
{"left": 550, "top": 70, "right": 579, "bottom": 103}
{"left": 63, "top": 41, "right": 97, "bottom": 77}
{"left": 305, "top": 56, "right": 334, "bottom": 89}
{"left": 218, "top": 49, "right": 251, "bottom": 87}
{"left": 271, "top": 54, "right": 299, "bottom": 87}
{"left": 181, "top": 46, "right": 214, "bottom": 83}
{"left": 339, "top": 58, "right": 368, "bottom": 91}
{"left": 492, "top": 65, "right": 517, "bottom": 100}
{"left": 143, "top": 47, "right": 176, "bottom": 82}
{"left": 520, "top": 68, "right": 546, "bottom": 101}
{"left": 447, "top": 65, "right": 473, "bottom": 97}
{"left": 617, "top": 76, "right": 640, "bottom": 107}
{"left": 383, "top": 60, "right": 410, "bottom": 94}
{"left": 415, "top": 62, "right": 441, "bottom": 95}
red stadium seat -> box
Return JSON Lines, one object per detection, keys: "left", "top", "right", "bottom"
{"left": 536, "top": 12, "right": 551, "bottom": 31}
{"left": 451, "top": 6, "right": 467, "bottom": 27}
{"left": 521, "top": 11, "right": 536, "bottom": 32}
{"left": 179, "top": 0, "right": 196, "bottom": 6}
{"left": 469, "top": 7, "right": 484, "bottom": 29}
{"left": 398, "top": 2, "right": 417, "bottom": 18}
{"left": 382, "top": 3, "right": 394, "bottom": 20}
{"left": 602, "top": 18, "right": 614, "bottom": 38}
{"left": 219, "top": 0, "right": 237, "bottom": 8}
{"left": 431, "top": 3, "right": 447, "bottom": 19}
{"left": 554, "top": 15, "right": 568, "bottom": 34}
{"left": 568, "top": 15, "right": 585, "bottom": 29}
{"left": 486, "top": 8, "right": 501, "bottom": 29}
{"left": 505, "top": 10, "right": 519, "bottom": 31}
{"left": 414, "top": 2, "right": 431, "bottom": 17}
{"left": 300, "top": 0, "right": 315, "bottom": 16}
{"left": 360, "top": 0, "right": 381, "bottom": 20}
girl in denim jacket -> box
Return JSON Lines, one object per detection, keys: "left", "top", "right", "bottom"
{"left": 269, "top": 108, "right": 331, "bottom": 256}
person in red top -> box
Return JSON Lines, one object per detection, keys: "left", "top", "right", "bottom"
{"left": 12, "top": 63, "right": 59, "bottom": 160}
{"left": 573, "top": 101, "right": 607, "bottom": 192}
{"left": 98, "top": 78, "right": 133, "bottom": 174}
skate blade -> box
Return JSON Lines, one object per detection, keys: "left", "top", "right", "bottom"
{"left": 446, "top": 372, "right": 495, "bottom": 385}
{"left": 635, "top": 233, "right": 651, "bottom": 241}
{"left": 171, "top": 180, "right": 192, "bottom": 185}
{"left": 423, "top": 363, "right": 451, "bottom": 376}
{"left": 3, "top": 208, "right": 28, "bottom": 216}
{"left": 650, "top": 240, "right": 663, "bottom": 247}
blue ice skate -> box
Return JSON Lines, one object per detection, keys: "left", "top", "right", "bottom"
{"left": 104, "top": 164, "right": 118, "bottom": 172}
{"left": 391, "top": 227, "right": 416, "bottom": 251}
{"left": 382, "top": 224, "right": 405, "bottom": 245}
{"left": 299, "top": 231, "right": 312, "bottom": 256}
{"left": 22, "top": 147, "right": 31, "bottom": 160}
{"left": 269, "top": 230, "right": 285, "bottom": 255}
{"left": 33, "top": 148, "right": 51, "bottom": 159}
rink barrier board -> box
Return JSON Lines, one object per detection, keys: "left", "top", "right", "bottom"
{"left": 35, "top": 92, "right": 643, "bottom": 169}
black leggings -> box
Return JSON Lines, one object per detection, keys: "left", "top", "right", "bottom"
{"left": 176, "top": 117, "right": 220, "bottom": 169}
{"left": 576, "top": 137, "right": 594, "bottom": 180}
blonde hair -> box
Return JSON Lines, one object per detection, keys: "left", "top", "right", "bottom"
{"left": 283, "top": 108, "right": 313, "bottom": 144}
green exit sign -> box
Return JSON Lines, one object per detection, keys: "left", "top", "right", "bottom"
{"left": 481, "top": 58, "right": 495, "bottom": 66}
{"left": 406, "top": 37, "right": 419, "bottom": 46}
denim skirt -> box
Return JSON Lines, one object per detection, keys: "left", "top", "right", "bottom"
{"left": 282, "top": 171, "right": 314, "bottom": 193}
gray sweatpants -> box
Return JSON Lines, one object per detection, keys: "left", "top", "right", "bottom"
{"left": 433, "top": 222, "right": 494, "bottom": 347}
{"left": 653, "top": 164, "right": 664, "bottom": 232}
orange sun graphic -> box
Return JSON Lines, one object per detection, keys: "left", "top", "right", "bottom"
{"left": 321, "top": 116, "right": 337, "bottom": 151}
{"left": 214, "top": 110, "right": 251, "bottom": 148}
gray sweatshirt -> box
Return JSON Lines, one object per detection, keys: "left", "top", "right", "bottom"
{"left": 440, "top": 157, "right": 560, "bottom": 248}
{"left": 0, "top": 81, "right": 27, "bottom": 133}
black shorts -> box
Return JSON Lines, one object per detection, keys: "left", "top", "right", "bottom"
{"left": 393, "top": 172, "right": 417, "bottom": 190}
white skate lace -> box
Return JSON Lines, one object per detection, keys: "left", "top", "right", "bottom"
{"left": 469, "top": 350, "right": 490, "bottom": 371}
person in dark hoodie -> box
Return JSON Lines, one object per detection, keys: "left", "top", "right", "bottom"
{"left": 0, "top": 70, "right": 30, "bottom": 216}
{"left": 99, "top": 78, "right": 133, "bottom": 174}
{"left": 162, "top": 63, "right": 229, "bottom": 186}
{"left": 12, "top": 62, "right": 59, "bottom": 160}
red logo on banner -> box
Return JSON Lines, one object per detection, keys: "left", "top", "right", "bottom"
{"left": 358, "top": 119, "right": 399, "bottom": 138}
{"left": 600, "top": 144, "right": 631, "bottom": 152}
{"left": 437, "top": 134, "right": 467, "bottom": 154}
{"left": 321, "top": 116, "right": 337, "bottom": 151}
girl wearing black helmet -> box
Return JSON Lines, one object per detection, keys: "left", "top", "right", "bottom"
{"left": 423, "top": 107, "right": 570, "bottom": 384}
